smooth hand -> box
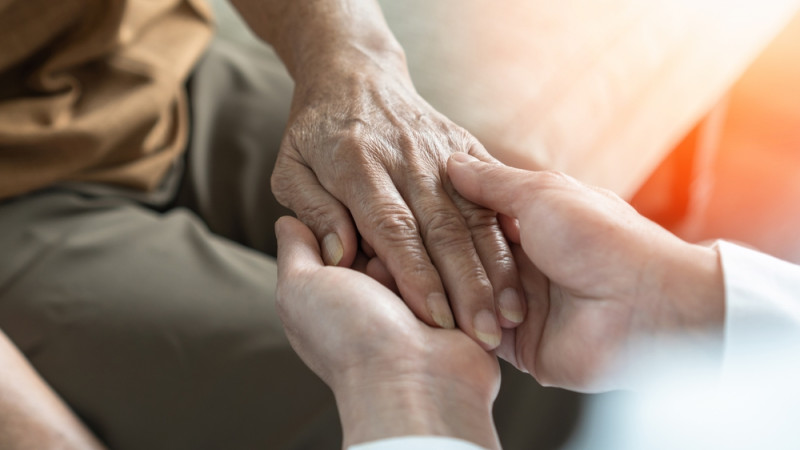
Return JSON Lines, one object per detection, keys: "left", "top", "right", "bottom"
{"left": 275, "top": 216, "right": 500, "bottom": 449}
{"left": 448, "top": 154, "right": 725, "bottom": 392}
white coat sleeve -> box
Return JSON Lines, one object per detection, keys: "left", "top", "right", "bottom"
{"left": 717, "top": 240, "right": 800, "bottom": 374}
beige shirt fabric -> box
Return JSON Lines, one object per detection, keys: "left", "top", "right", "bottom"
{"left": 0, "top": 0, "right": 213, "bottom": 200}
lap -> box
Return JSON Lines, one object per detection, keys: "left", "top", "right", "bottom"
{"left": 0, "top": 30, "right": 340, "bottom": 449}
{"left": 0, "top": 191, "right": 339, "bottom": 450}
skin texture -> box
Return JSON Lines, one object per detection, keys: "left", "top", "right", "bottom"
{"left": 0, "top": 330, "right": 106, "bottom": 450}
{"left": 275, "top": 216, "right": 501, "bottom": 449}
{"left": 447, "top": 153, "right": 726, "bottom": 392}
{"left": 229, "top": 0, "right": 527, "bottom": 349}
{"left": 274, "top": 155, "right": 727, "bottom": 445}
{"left": 0, "top": 156, "right": 726, "bottom": 448}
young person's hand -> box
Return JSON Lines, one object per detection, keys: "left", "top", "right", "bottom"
{"left": 275, "top": 216, "right": 501, "bottom": 448}
{"left": 448, "top": 154, "right": 725, "bottom": 392}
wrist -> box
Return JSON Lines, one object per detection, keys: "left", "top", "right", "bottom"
{"left": 671, "top": 242, "right": 725, "bottom": 329}
{"left": 614, "top": 238, "right": 726, "bottom": 388}
{"left": 232, "top": 0, "right": 408, "bottom": 86}
{"left": 650, "top": 237, "right": 726, "bottom": 338}
{"left": 333, "top": 371, "right": 498, "bottom": 449}
{"left": 291, "top": 41, "right": 410, "bottom": 92}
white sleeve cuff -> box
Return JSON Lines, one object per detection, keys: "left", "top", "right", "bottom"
{"left": 717, "top": 240, "right": 800, "bottom": 377}
{"left": 348, "top": 436, "right": 488, "bottom": 450}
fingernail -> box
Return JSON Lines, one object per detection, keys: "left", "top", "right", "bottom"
{"left": 450, "top": 152, "right": 478, "bottom": 164}
{"left": 322, "top": 233, "right": 343, "bottom": 266}
{"left": 473, "top": 309, "right": 501, "bottom": 349}
{"left": 427, "top": 293, "right": 455, "bottom": 329}
{"left": 498, "top": 288, "right": 524, "bottom": 324}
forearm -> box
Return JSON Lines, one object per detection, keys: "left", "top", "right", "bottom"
{"left": 228, "top": 0, "right": 407, "bottom": 83}
{"left": 0, "top": 330, "right": 105, "bottom": 450}
{"left": 334, "top": 376, "right": 499, "bottom": 450}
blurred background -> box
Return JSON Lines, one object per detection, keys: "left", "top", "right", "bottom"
{"left": 632, "top": 8, "right": 800, "bottom": 264}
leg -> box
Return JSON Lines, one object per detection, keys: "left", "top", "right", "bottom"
{"left": 0, "top": 327, "right": 105, "bottom": 450}
{"left": 0, "top": 192, "right": 339, "bottom": 450}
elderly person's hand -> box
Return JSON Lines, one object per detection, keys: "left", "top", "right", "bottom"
{"left": 231, "top": 0, "right": 525, "bottom": 350}
{"left": 448, "top": 154, "right": 726, "bottom": 392}
{"left": 275, "top": 216, "right": 501, "bottom": 449}
{"left": 273, "top": 61, "right": 524, "bottom": 349}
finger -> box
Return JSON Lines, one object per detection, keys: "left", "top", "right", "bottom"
{"left": 275, "top": 216, "right": 324, "bottom": 284}
{"left": 274, "top": 216, "right": 322, "bottom": 369}
{"left": 507, "top": 244, "right": 550, "bottom": 379}
{"left": 404, "top": 175, "right": 502, "bottom": 350}
{"left": 449, "top": 189, "right": 526, "bottom": 329}
{"left": 447, "top": 153, "right": 539, "bottom": 220}
{"left": 498, "top": 214, "right": 521, "bottom": 244}
{"left": 343, "top": 175, "right": 456, "bottom": 331}
{"left": 272, "top": 152, "right": 358, "bottom": 267}
{"left": 459, "top": 144, "right": 526, "bottom": 328}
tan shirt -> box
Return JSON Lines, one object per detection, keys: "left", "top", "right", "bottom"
{"left": 0, "top": 0, "right": 213, "bottom": 200}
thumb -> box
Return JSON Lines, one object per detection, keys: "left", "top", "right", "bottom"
{"left": 276, "top": 216, "right": 325, "bottom": 281}
{"left": 447, "top": 153, "right": 534, "bottom": 220}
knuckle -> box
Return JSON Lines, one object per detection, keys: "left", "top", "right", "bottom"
{"left": 337, "top": 128, "right": 392, "bottom": 164}
{"left": 270, "top": 162, "right": 300, "bottom": 207}
{"left": 394, "top": 255, "right": 439, "bottom": 288}
{"left": 460, "top": 203, "right": 499, "bottom": 230}
{"left": 458, "top": 270, "right": 494, "bottom": 299}
{"left": 367, "top": 204, "right": 420, "bottom": 243}
{"left": 295, "top": 200, "right": 338, "bottom": 233}
{"left": 480, "top": 238, "right": 517, "bottom": 272}
{"left": 451, "top": 128, "right": 478, "bottom": 150}
{"left": 336, "top": 131, "right": 370, "bottom": 157}
{"left": 361, "top": 203, "right": 443, "bottom": 287}
{"left": 335, "top": 140, "right": 403, "bottom": 194}
{"left": 442, "top": 125, "right": 491, "bottom": 160}
{"left": 413, "top": 170, "right": 443, "bottom": 193}
{"left": 400, "top": 148, "right": 442, "bottom": 185}
{"left": 421, "top": 208, "right": 472, "bottom": 252}
{"left": 491, "top": 247, "right": 517, "bottom": 273}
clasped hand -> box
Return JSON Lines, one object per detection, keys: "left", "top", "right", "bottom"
{"left": 276, "top": 153, "right": 725, "bottom": 405}
{"left": 271, "top": 52, "right": 525, "bottom": 350}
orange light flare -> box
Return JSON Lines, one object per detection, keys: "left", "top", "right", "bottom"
{"left": 632, "top": 8, "right": 800, "bottom": 263}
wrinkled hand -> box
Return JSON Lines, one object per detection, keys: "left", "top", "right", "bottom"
{"left": 271, "top": 55, "right": 524, "bottom": 349}
{"left": 448, "top": 154, "right": 724, "bottom": 392}
{"left": 275, "top": 216, "right": 500, "bottom": 448}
